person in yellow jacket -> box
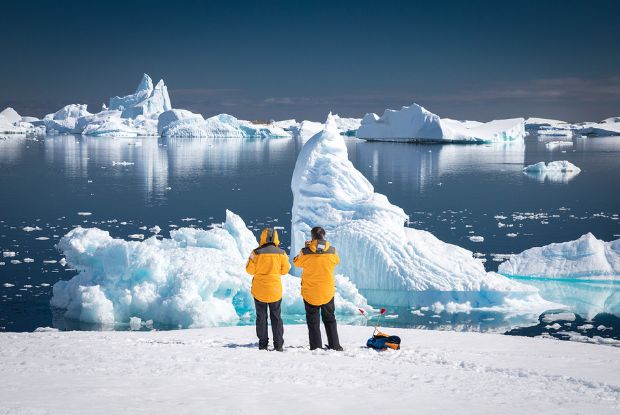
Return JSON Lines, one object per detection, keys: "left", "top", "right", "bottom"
{"left": 293, "top": 226, "right": 343, "bottom": 351}
{"left": 246, "top": 227, "right": 290, "bottom": 351}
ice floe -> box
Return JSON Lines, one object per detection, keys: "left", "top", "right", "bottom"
{"left": 523, "top": 160, "right": 581, "bottom": 183}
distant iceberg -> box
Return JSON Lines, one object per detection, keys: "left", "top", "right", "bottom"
{"left": 498, "top": 233, "right": 620, "bottom": 317}
{"left": 109, "top": 74, "right": 171, "bottom": 119}
{"left": 51, "top": 210, "right": 368, "bottom": 327}
{"left": 523, "top": 160, "right": 581, "bottom": 183}
{"left": 158, "top": 110, "right": 291, "bottom": 138}
{"left": 0, "top": 107, "right": 45, "bottom": 136}
{"left": 357, "top": 103, "right": 525, "bottom": 143}
{"left": 291, "top": 114, "right": 555, "bottom": 311}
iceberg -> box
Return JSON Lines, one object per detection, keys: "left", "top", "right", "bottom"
{"left": 291, "top": 114, "right": 555, "bottom": 310}
{"left": 51, "top": 210, "right": 367, "bottom": 327}
{"left": 357, "top": 103, "right": 525, "bottom": 143}
{"left": 109, "top": 73, "right": 171, "bottom": 119}
{"left": 158, "top": 110, "right": 291, "bottom": 138}
{"left": 44, "top": 104, "right": 92, "bottom": 133}
{"left": 0, "top": 107, "right": 45, "bottom": 136}
{"left": 523, "top": 160, "right": 581, "bottom": 183}
{"left": 498, "top": 233, "right": 620, "bottom": 317}
{"left": 524, "top": 117, "right": 568, "bottom": 129}
{"left": 77, "top": 110, "right": 158, "bottom": 137}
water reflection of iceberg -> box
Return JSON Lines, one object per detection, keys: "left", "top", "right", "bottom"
{"left": 351, "top": 141, "right": 440, "bottom": 193}
{"left": 165, "top": 137, "right": 293, "bottom": 178}
{"left": 44, "top": 135, "right": 169, "bottom": 202}
{"left": 0, "top": 136, "right": 29, "bottom": 165}
{"left": 44, "top": 135, "right": 89, "bottom": 178}
{"left": 437, "top": 142, "right": 526, "bottom": 175}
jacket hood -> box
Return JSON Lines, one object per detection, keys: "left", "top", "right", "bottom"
{"left": 259, "top": 227, "right": 280, "bottom": 246}
{"left": 308, "top": 239, "right": 330, "bottom": 253}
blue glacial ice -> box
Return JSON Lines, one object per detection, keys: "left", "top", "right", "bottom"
{"left": 498, "top": 233, "right": 620, "bottom": 317}
{"left": 291, "top": 114, "right": 556, "bottom": 311}
{"left": 51, "top": 210, "right": 368, "bottom": 327}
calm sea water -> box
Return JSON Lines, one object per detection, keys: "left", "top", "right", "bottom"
{"left": 1, "top": 133, "right": 619, "bottom": 339}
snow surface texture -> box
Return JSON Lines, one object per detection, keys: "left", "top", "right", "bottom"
{"left": 1, "top": 325, "right": 618, "bottom": 414}
{"left": 523, "top": 160, "right": 581, "bottom": 183}
{"left": 498, "top": 233, "right": 620, "bottom": 316}
{"left": 51, "top": 210, "right": 368, "bottom": 327}
{"left": 357, "top": 103, "right": 525, "bottom": 143}
{"left": 158, "top": 110, "right": 291, "bottom": 138}
{"left": 291, "top": 114, "right": 555, "bottom": 310}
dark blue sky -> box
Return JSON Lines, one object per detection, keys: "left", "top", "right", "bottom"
{"left": 1, "top": 0, "right": 619, "bottom": 121}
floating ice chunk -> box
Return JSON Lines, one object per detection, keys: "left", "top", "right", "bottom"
{"left": 35, "top": 237, "right": 50, "bottom": 241}
{"left": 129, "top": 316, "right": 142, "bottom": 330}
{"left": 357, "top": 103, "right": 525, "bottom": 143}
{"left": 291, "top": 114, "right": 554, "bottom": 311}
{"left": 507, "top": 233, "right": 518, "bottom": 238}
{"left": 51, "top": 211, "right": 368, "bottom": 327}
{"left": 23, "top": 258, "right": 34, "bottom": 263}
{"left": 544, "top": 323, "right": 561, "bottom": 330}
{"left": 523, "top": 161, "right": 581, "bottom": 183}
{"left": 112, "top": 161, "right": 135, "bottom": 166}
{"left": 10, "top": 260, "right": 21, "bottom": 264}
{"left": 469, "top": 236, "right": 484, "bottom": 242}
{"left": 77, "top": 212, "right": 92, "bottom": 216}
{"left": 499, "top": 233, "right": 620, "bottom": 279}
{"left": 148, "top": 225, "right": 161, "bottom": 234}
{"left": 3, "top": 251, "right": 16, "bottom": 257}
{"left": 128, "top": 234, "right": 144, "bottom": 240}
{"left": 23, "top": 226, "right": 42, "bottom": 232}
{"left": 3, "top": 283, "right": 15, "bottom": 287}
{"left": 498, "top": 233, "right": 620, "bottom": 316}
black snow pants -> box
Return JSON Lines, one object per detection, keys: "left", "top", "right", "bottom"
{"left": 254, "top": 298, "right": 284, "bottom": 348}
{"left": 303, "top": 297, "right": 341, "bottom": 350}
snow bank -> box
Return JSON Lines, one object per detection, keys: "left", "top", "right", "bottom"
{"left": 2, "top": 325, "right": 618, "bottom": 414}
{"left": 357, "top": 103, "right": 525, "bottom": 143}
{"left": 291, "top": 114, "right": 554, "bottom": 310}
{"left": 109, "top": 74, "right": 171, "bottom": 119}
{"left": 51, "top": 210, "right": 367, "bottom": 327}
{"left": 498, "top": 233, "right": 620, "bottom": 316}
{"left": 523, "top": 160, "right": 581, "bottom": 183}
{"left": 158, "top": 110, "right": 291, "bottom": 138}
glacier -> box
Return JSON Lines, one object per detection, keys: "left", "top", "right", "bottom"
{"left": 498, "top": 233, "right": 620, "bottom": 317}
{"left": 291, "top": 114, "right": 556, "bottom": 311}
{"left": 523, "top": 160, "right": 581, "bottom": 183}
{"left": 157, "top": 110, "right": 291, "bottom": 138}
{"left": 51, "top": 210, "right": 368, "bottom": 327}
{"left": 356, "top": 102, "right": 525, "bottom": 143}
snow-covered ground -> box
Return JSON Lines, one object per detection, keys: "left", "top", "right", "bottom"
{"left": 0, "top": 325, "right": 618, "bottom": 414}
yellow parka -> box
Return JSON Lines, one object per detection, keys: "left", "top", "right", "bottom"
{"left": 293, "top": 239, "right": 340, "bottom": 306}
{"left": 246, "top": 228, "right": 291, "bottom": 303}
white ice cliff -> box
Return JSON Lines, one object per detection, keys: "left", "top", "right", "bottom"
{"left": 0, "top": 107, "right": 45, "bottom": 136}
{"left": 523, "top": 160, "right": 581, "bottom": 183}
{"left": 357, "top": 103, "right": 525, "bottom": 143}
{"left": 51, "top": 210, "right": 367, "bottom": 327}
{"left": 291, "top": 114, "right": 554, "bottom": 310}
{"left": 498, "top": 233, "right": 620, "bottom": 317}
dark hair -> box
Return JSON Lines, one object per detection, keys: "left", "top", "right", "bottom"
{"left": 311, "top": 226, "right": 326, "bottom": 240}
